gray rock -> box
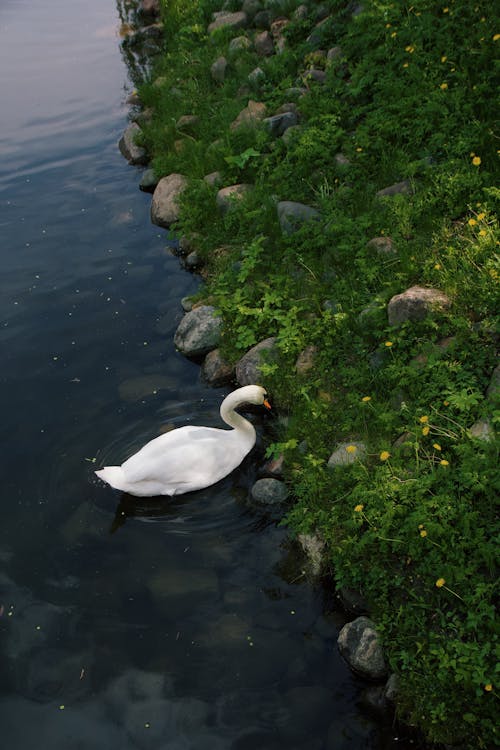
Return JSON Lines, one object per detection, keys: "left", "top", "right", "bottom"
{"left": 384, "top": 673, "right": 399, "bottom": 702}
{"left": 208, "top": 11, "right": 248, "bottom": 33}
{"left": 139, "top": 0, "right": 160, "bottom": 18}
{"left": 337, "top": 616, "right": 388, "bottom": 680}
{"left": 469, "top": 419, "right": 494, "bottom": 442}
{"left": 230, "top": 99, "right": 267, "bottom": 130}
{"left": 297, "top": 533, "right": 326, "bottom": 576}
{"left": 250, "top": 478, "right": 289, "bottom": 505}
{"left": 184, "top": 250, "right": 200, "bottom": 270}
{"left": 181, "top": 296, "right": 193, "bottom": 312}
{"left": 248, "top": 66, "right": 265, "bottom": 85}
{"left": 254, "top": 30, "right": 275, "bottom": 56}
{"left": 304, "top": 68, "right": 327, "bottom": 84}
{"left": 151, "top": 173, "right": 188, "bottom": 227}
{"left": 282, "top": 124, "right": 302, "bottom": 146}
{"left": 235, "top": 336, "right": 277, "bottom": 385}
{"left": 264, "top": 111, "right": 298, "bottom": 137}
{"left": 204, "top": 170, "right": 223, "bottom": 187}
{"left": 242, "top": 0, "right": 262, "bottom": 19}
{"left": 277, "top": 200, "right": 320, "bottom": 234}
{"left": 174, "top": 305, "right": 222, "bottom": 358}
{"left": 486, "top": 363, "right": 500, "bottom": 401}
{"left": 327, "top": 45, "right": 343, "bottom": 61}
{"left": 327, "top": 441, "right": 366, "bottom": 467}
{"left": 175, "top": 114, "right": 199, "bottom": 132}
{"left": 201, "top": 348, "right": 234, "bottom": 386}
{"left": 294, "top": 4, "right": 309, "bottom": 20}
{"left": 366, "top": 236, "right": 396, "bottom": 255}
{"left": 216, "top": 183, "right": 252, "bottom": 213}
{"left": 360, "top": 685, "right": 388, "bottom": 713}
{"left": 376, "top": 179, "right": 412, "bottom": 197}
{"left": 118, "top": 122, "right": 147, "bottom": 165}
{"left": 211, "top": 56, "right": 227, "bottom": 83}
{"left": 387, "top": 286, "right": 451, "bottom": 326}
{"left": 139, "top": 167, "right": 158, "bottom": 192}
{"left": 295, "top": 344, "right": 317, "bottom": 374}
{"left": 229, "top": 35, "right": 252, "bottom": 54}
{"left": 253, "top": 10, "right": 271, "bottom": 29}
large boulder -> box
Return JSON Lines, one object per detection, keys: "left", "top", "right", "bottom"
{"left": 201, "top": 349, "right": 234, "bottom": 386}
{"left": 264, "top": 111, "right": 298, "bottom": 137}
{"left": 337, "top": 616, "right": 388, "bottom": 680}
{"left": 174, "top": 306, "right": 222, "bottom": 358}
{"left": 216, "top": 183, "right": 252, "bottom": 214}
{"left": 277, "top": 200, "right": 320, "bottom": 234}
{"left": 151, "top": 174, "right": 188, "bottom": 227}
{"left": 250, "top": 478, "right": 289, "bottom": 505}
{"left": 118, "top": 123, "right": 147, "bottom": 165}
{"left": 387, "top": 285, "right": 451, "bottom": 326}
{"left": 230, "top": 100, "right": 267, "bottom": 130}
{"left": 235, "top": 337, "right": 277, "bottom": 385}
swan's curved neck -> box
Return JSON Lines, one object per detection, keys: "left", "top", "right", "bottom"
{"left": 220, "top": 394, "right": 256, "bottom": 441}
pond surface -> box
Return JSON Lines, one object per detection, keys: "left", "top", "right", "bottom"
{"left": 0, "top": 1, "right": 409, "bottom": 748}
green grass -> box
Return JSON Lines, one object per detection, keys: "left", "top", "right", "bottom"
{"left": 137, "top": 0, "right": 499, "bottom": 745}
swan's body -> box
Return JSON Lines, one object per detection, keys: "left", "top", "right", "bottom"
{"left": 95, "top": 385, "right": 270, "bottom": 497}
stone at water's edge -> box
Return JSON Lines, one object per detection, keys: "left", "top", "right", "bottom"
{"left": 235, "top": 337, "right": 277, "bottom": 386}
{"left": 387, "top": 285, "right": 451, "bottom": 326}
{"left": 174, "top": 305, "right": 222, "bottom": 359}
{"left": 118, "top": 123, "right": 147, "bottom": 165}
{"left": 201, "top": 349, "right": 234, "bottom": 386}
{"left": 250, "top": 478, "right": 289, "bottom": 505}
{"left": 151, "top": 173, "right": 188, "bottom": 228}
{"left": 337, "top": 616, "right": 388, "bottom": 680}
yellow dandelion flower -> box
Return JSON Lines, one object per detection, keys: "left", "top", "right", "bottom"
{"left": 484, "top": 683, "right": 493, "bottom": 692}
{"left": 436, "top": 577, "right": 446, "bottom": 587}
{"left": 434, "top": 263, "right": 441, "bottom": 270}
{"left": 403, "top": 62, "right": 409, "bottom": 68}
{"left": 443, "top": 400, "right": 449, "bottom": 406}
{"left": 420, "top": 529, "right": 428, "bottom": 537}
{"left": 477, "top": 212, "right": 486, "bottom": 220}
{"left": 419, "top": 415, "right": 429, "bottom": 424}
{"left": 442, "top": 7, "right": 449, "bottom": 13}
{"left": 440, "top": 82, "right": 448, "bottom": 90}
{"left": 356, "top": 147, "right": 363, "bottom": 152}
{"left": 478, "top": 229, "right": 487, "bottom": 237}
{"left": 468, "top": 218, "right": 477, "bottom": 226}
{"left": 422, "top": 426, "right": 430, "bottom": 436}
{"left": 472, "top": 155, "right": 481, "bottom": 166}
{"left": 493, "top": 34, "right": 500, "bottom": 41}
{"left": 433, "top": 443, "right": 442, "bottom": 451}
{"left": 380, "top": 451, "right": 391, "bottom": 461}
{"left": 354, "top": 504, "right": 364, "bottom": 512}
{"left": 440, "top": 459, "right": 449, "bottom": 466}
{"left": 346, "top": 445, "right": 357, "bottom": 454}
{"left": 441, "top": 55, "right": 447, "bottom": 62}
{"left": 391, "top": 31, "right": 397, "bottom": 38}
{"left": 385, "top": 23, "right": 391, "bottom": 28}
{"left": 418, "top": 524, "right": 424, "bottom": 529}
{"left": 385, "top": 341, "right": 393, "bottom": 347}
{"left": 405, "top": 45, "right": 415, "bottom": 53}
{"left": 362, "top": 396, "right": 371, "bottom": 402}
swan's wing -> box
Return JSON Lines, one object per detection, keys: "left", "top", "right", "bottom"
{"left": 120, "top": 425, "right": 242, "bottom": 487}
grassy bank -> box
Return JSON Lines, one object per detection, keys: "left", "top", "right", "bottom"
{"left": 134, "top": 0, "right": 498, "bottom": 745}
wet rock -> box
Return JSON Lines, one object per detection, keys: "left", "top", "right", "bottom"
{"left": 181, "top": 296, "right": 193, "bottom": 312}
{"left": 338, "top": 587, "right": 369, "bottom": 616}
{"left": 235, "top": 336, "right": 277, "bottom": 385}
{"left": 327, "top": 441, "right": 366, "bottom": 467}
{"left": 250, "top": 478, "right": 289, "bottom": 505}
{"left": 174, "top": 305, "right": 222, "bottom": 358}
{"left": 295, "top": 344, "right": 317, "bottom": 374}
{"left": 230, "top": 99, "right": 267, "bottom": 130}
{"left": 264, "top": 111, "right": 298, "bottom": 137}
{"left": 119, "top": 374, "right": 172, "bottom": 402}
{"left": 359, "top": 685, "right": 388, "bottom": 714}
{"left": 384, "top": 673, "right": 399, "bottom": 702}
{"left": 118, "top": 122, "right": 147, "bottom": 165}
{"left": 376, "top": 179, "right": 412, "bottom": 197}
{"left": 151, "top": 173, "right": 188, "bottom": 228}
{"left": 216, "top": 183, "right": 252, "bottom": 213}
{"left": 183, "top": 250, "right": 201, "bottom": 270}
{"left": 208, "top": 11, "right": 248, "bottom": 34}
{"left": 366, "top": 236, "right": 396, "bottom": 255}
{"left": 139, "top": 167, "right": 159, "bottom": 192}
{"left": 254, "top": 30, "right": 275, "bottom": 56}
{"left": 211, "top": 55, "right": 227, "bottom": 83}
{"left": 260, "top": 452, "right": 285, "bottom": 478}
{"left": 277, "top": 200, "right": 320, "bottom": 234}
{"left": 297, "top": 533, "right": 326, "bottom": 576}
{"left": 201, "top": 348, "right": 234, "bottom": 386}
{"left": 337, "top": 616, "right": 388, "bottom": 680}
{"left": 387, "top": 285, "right": 451, "bottom": 326}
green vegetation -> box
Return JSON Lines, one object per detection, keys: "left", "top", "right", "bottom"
{"left": 136, "top": 0, "right": 499, "bottom": 745}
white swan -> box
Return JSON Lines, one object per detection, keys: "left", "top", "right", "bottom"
{"left": 95, "top": 384, "right": 271, "bottom": 497}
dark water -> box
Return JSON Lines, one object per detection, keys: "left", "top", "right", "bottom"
{"left": 0, "top": 2, "right": 406, "bottom": 748}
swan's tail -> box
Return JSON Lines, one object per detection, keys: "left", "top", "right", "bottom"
{"left": 95, "top": 466, "right": 128, "bottom": 492}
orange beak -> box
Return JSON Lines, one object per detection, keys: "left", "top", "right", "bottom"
{"left": 263, "top": 398, "right": 272, "bottom": 410}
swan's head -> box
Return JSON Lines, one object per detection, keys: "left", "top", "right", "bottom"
{"left": 228, "top": 385, "right": 271, "bottom": 411}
